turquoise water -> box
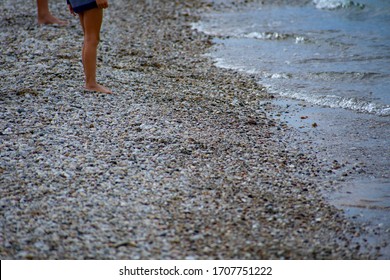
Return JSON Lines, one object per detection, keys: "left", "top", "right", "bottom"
{"left": 193, "top": 0, "right": 390, "bottom": 116}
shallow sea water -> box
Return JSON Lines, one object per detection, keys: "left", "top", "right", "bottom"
{"left": 194, "top": 0, "right": 390, "bottom": 115}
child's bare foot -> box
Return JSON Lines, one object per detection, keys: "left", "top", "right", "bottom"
{"left": 85, "top": 83, "right": 113, "bottom": 94}
{"left": 38, "top": 14, "right": 67, "bottom": 26}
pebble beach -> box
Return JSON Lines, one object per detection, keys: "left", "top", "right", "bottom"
{"left": 0, "top": 0, "right": 382, "bottom": 259}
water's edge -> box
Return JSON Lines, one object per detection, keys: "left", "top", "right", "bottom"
{"left": 196, "top": 0, "right": 390, "bottom": 259}
{"left": 271, "top": 98, "right": 390, "bottom": 258}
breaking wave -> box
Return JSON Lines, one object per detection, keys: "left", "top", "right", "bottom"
{"left": 312, "top": 0, "right": 365, "bottom": 10}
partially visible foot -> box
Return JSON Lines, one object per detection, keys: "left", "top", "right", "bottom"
{"left": 85, "top": 83, "right": 113, "bottom": 94}
{"left": 38, "top": 14, "right": 67, "bottom": 26}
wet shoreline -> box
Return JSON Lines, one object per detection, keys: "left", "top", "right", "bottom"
{"left": 196, "top": 0, "right": 390, "bottom": 258}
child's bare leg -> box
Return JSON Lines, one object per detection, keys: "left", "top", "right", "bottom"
{"left": 79, "top": 8, "right": 112, "bottom": 94}
{"left": 37, "top": 0, "right": 67, "bottom": 25}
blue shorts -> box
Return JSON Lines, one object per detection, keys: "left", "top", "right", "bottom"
{"left": 68, "top": 0, "right": 98, "bottom": 13}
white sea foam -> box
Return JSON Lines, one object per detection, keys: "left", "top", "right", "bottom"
{"left": 313, "top": 0, "right": 364, "bottom": 10}
{"left": 192, "top": 25, "right": 306, "bottom": 43}
{"left": 272, "top": 86, "right": 390, "bottom": 116}
{"left": 245, "top": 32, "right": 288, "bottom": 40}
